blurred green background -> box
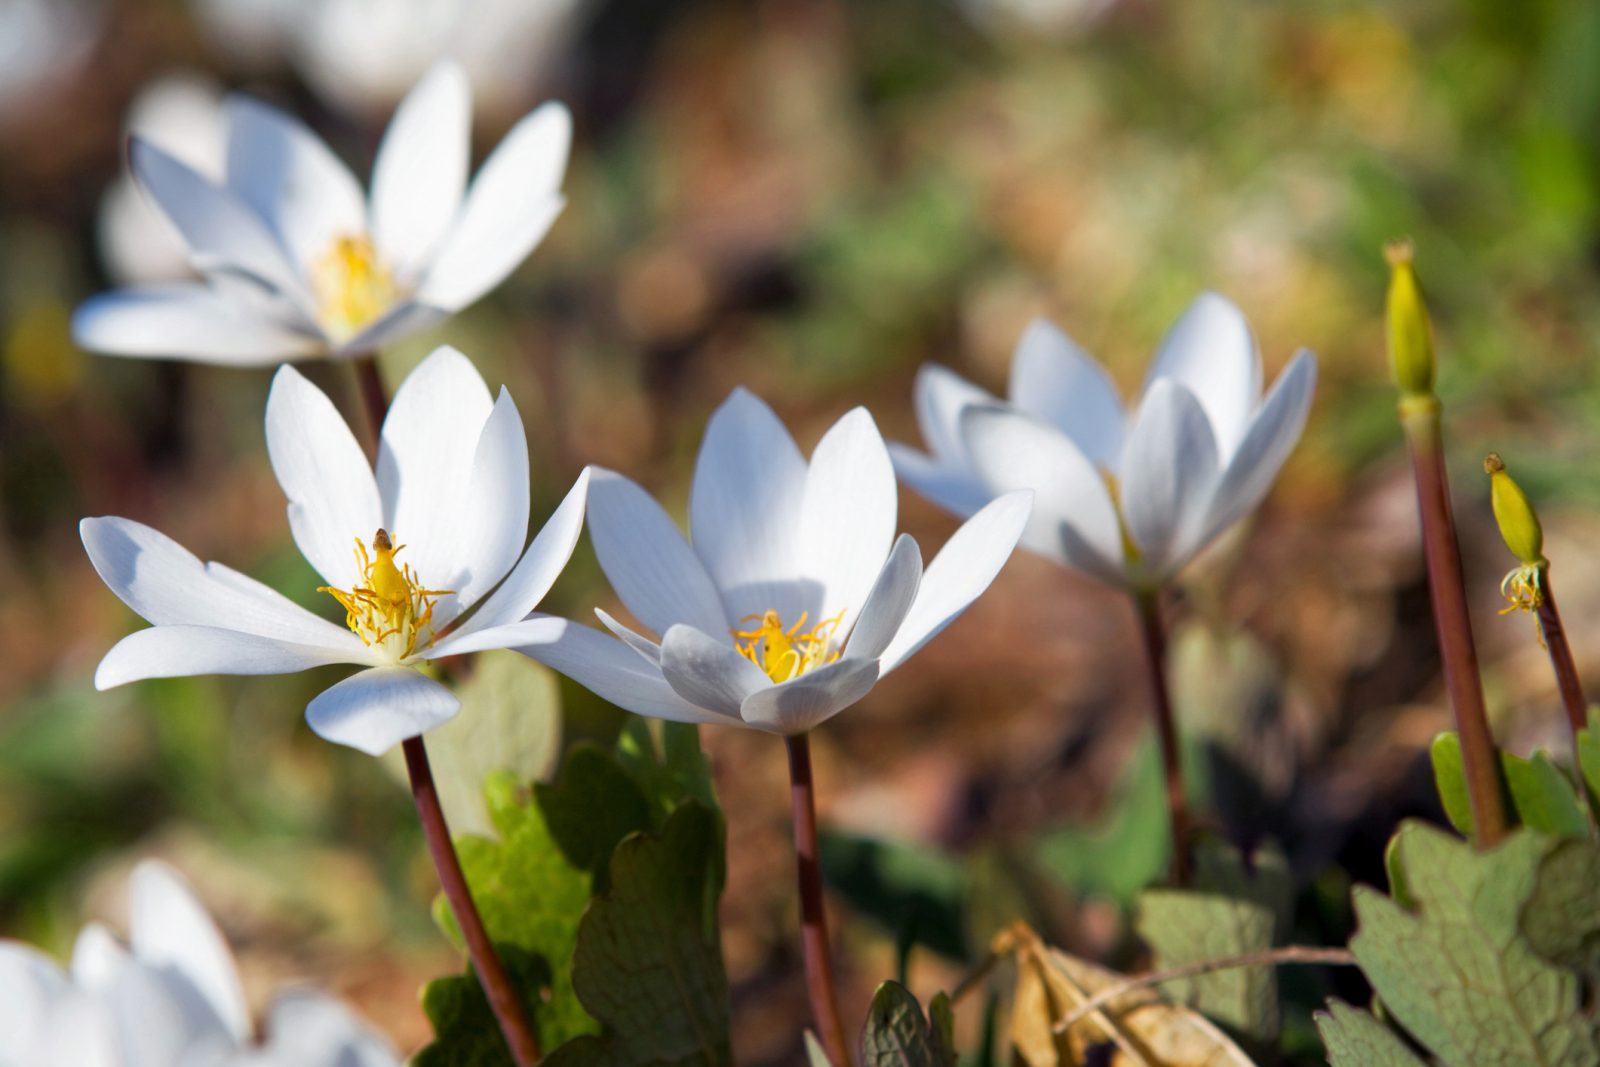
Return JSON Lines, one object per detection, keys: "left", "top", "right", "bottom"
{"left": 4, "top": 0, "right": 1600, "bottom": 1060}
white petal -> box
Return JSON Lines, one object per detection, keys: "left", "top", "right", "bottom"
{"left": 880, "top": 490, "right": 1032, "bottom": 673}
{"left": 265, "top": 364, "right": 383, "bottom": 588}
{"left": 1143, "top": 292, "right": 1261, "bottom": 460}
{"left": 1198, "top": 349, "right": 1317, "bottom": 548}
{"left": 1008, "top": 319, "right": 1124, "bottom": 468}
{"left": 913, "top": 363, "right": 996, "bottom": 465}
{"left": 1120, "top": 379, "right": 1221, "bottom": 582}
{"left": 738, "top": 658, "right": 880, "bottom": 735}
{"left": 95, "top": 626, "right": 362, "bottom": 689}
{"left": 690, "top": 388, "right": 808, "bottom": 623}
{"left": 419, "top": 388, "right": 530, "bottom": 619}
{"left": 418, "top": 102, "right": 570, "bottom": 310}
{"left": 224, "top": 95, "right": 367, "bottom": 274}
{"left": 594, "top": 607, "right": 662, "bottom": 665}
{"left": 72, "top": 286, "right": 321, "bottom": 364}
{"left": 376, "top": 345, "right": 494, "bottom": 602}
{"left": 659, "top": 624, "right": 772, "bottom": 719}
{"left": 128, "top": 137, "right": 312, "bottom": 312}
{"left": 586, "top": 468, "right": 727, "bottom": 637}
{"left": 332, "top": 296, "right": 449, "bottom": 356}
{"left": 304, "top": 667, "right": 459, "bottom": 755}
{"left": 425, "top": 469, "right": 590, "bottom": 651}
{"left": 959, "top": 406, "right": 1125, "bottom": 584}
{"left": 259, "top": 991, "right": 399, "bottom": 1067}
{"left": 129, "top": 861, "right": 250, "bottom": 1042}
{"left": 842, "top": 534, "right": 922, "bottom": 662}
{"left": 887, "top": 443, "right": 993, "bottom": 520}
{"left": 370, "top": 61, "right": 470, "bottom": 284}
{"left": 0, "top": 943, "right": 68, "bottom": 1059}
{"left": 80, "top": 516, "right": 363, "bottom": 648}
{"left": 798, "top": 408, "right": 897, "bottom": 625}
{"left": 510, "top": 615, "right": 737, "bottom": 726}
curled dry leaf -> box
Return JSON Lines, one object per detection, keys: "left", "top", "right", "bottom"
{"left": 1000, "top": 924, "right": 1256, "bottom": 1067}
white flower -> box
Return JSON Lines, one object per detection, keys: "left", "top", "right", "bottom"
{"left": 0, "top": 860, "right": 398, "bottom": 1067}
{"left": 96, "top": 72, "right": 227, "bottom": 286}
{"left": 514, "top": 389, "right": 1032, "bottom": 736}
{"left": 72, "top": 62, "right": 570, "bottom": 366}
{"left": 80, "top": 346, "right": 590, "bottom": 756}
{"left": 892, "top": 293, "right": 1317, "bottom": 591}
{"left": 290, "top": 0, "right": 590, "bottom": 119}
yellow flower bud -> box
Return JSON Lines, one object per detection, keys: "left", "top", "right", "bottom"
{"left": 1385, "top": 241, "right": 1436, "bottom": 399}
{"left": 1484, "top": 453, "right": 1545, "bottom": 567}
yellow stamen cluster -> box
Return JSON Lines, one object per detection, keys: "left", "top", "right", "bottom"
{"left": 733, "top": 609, "right": 845, "bottom": 684}
{"left": 320, "top": 529, "right": 452, "bottom": 661}
{"left": 310, "top": 235, "right": 395, "bottom": 340}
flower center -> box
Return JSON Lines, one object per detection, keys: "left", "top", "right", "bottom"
{"left": 1101, "top": 467, "right": 1142, "bottom": 564}
{"left": 320, "top": 529, "right": 452, "bottom": 662}
{"left": 310, "top": 235, "right": 395, "bottom": 341}
{"left": 732, "top": 609, "right": 845, "bottom": 684}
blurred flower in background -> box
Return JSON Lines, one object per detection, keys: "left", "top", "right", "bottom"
{"left": 0, "top": 860, "right": 398, "bottom": 1067}
{"left": 74, "top": 62, "right": 571, "bottom": 364}
{"left": 0, "top": 0, "right": 99, "bottom": 128}
{"left": 96, "top": 73, "right": 227, "bottom": 286}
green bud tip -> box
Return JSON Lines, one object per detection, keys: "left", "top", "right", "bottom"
{"left": 1385, "top": 240, "right": 1436, "bottom": 399}
{"left": 1484, "top": 452, "right": 1545, "bottom": 568}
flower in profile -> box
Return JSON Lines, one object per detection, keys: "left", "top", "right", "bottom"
{"left": 892, "top": 293, "right": 1317, "bottom": 591}
{"left": 73, "top": 61, "right": 570, "bottom": 365}
{"left": 517, "top": 388, "right": 1032, "bottom": 735}
{"left": 0, "top": 860, "right": 398, "bottom": 1067}
{"left": 81, "top": 346, "right": 589, "bottom": 755}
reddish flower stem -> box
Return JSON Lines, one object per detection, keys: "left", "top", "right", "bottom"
{"left": 350, "top": 355, "right": 542, "bottom": 1064}
{"left": 786, "top": 733, "right": 853, "bottom": 1066}
{"left": 1134, "top": 589, "right": 1192, "bottom": 886}
{"left": 1401, "top": 400, "right": 1507, "bottom": 847}
{"left": 1535, "top": 574, "right": 1588, "bottom": 750}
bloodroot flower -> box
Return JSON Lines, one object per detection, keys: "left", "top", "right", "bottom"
{"left": 81, "top": 346, "right": 588, "bottom": 755}
{"left": 893, "top": 293, "right": 1317, "bottom": 591}
{"left": 517, "top": 388, "right": 1033, "bottom": 736}
{"left": 73, "top": 61, "right": 570, "bottom": 365}
{"left": 0, "top": 860, "right": 398, "bottom": 1067}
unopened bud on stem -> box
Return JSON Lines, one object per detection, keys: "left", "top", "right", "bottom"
{"left": 1386, "top": 241, "right": 1436, "bottom": 400}
{"left": 1485, "top": 452, "right": 1545, "bottom": 567}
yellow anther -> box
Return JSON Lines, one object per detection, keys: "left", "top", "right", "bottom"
{"left": 310, "top": 234, "right": 395, "bottom": 341}
{"left": 319, "top": 528, "right": 452, "bottom": 661}
{"left": 732, "top": 609, "right": 845, "bottom": 684}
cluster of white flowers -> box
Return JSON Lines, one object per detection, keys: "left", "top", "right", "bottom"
{"left": 0, "top": 861, "right": 398, "bottom": 1067}
{"left": 43, "top": 47, "right": 1319, "bottom": 1061}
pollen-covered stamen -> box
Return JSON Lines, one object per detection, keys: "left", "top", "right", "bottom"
{"left": 320, "top": 528, "right": 453, "bottom": 661}
{"left": 732, "top": 609, "right": 846, "bottom": 684}
{"left": 1101, "top": 468, "right": 1142, "bottom": 564}
{"left": 309, "top": 234, "right": 395, "bottom": 341}
{"left": 1499, "top": 562, "right": 1549, "bottom": 646}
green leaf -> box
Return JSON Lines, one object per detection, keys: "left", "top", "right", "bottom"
{"left": 382, "top": 651, "right": 561, "bottom": 839}
{"left": 555, "top": 802, "right": 731, "bottom": 1066}
{"left": 1314, "top": 1000, "right": 1428, "bottom": 1067}
{"left": 1575, "top": 708, "right": 1600, "bottom": 817}
{"left": 1520, "top": 836, "right": 1600, "bottom": 974}
{"left": 615, "top": 719, "right": 720, "bottom": 819}
{"left": 1350, "top": 822, "right": 1600, "bottom": 1065}
{"left": 442, "top": 771, "right": 599, "bottom": 1046}
{"left": 1429, "top": 731, "right": 1589, "bottom": 838}
{"left": 820, "top": 831, "right": 968, "bottom": 962}
{"left": 414, "top": 947, "right": 552, "bottom": 1067}
{"left": 1034, "top": 739, "right": 1173, "bottom": 905}
{"left": 1503, "top": 750, "right": 1589, "bottom": 837}
{"left": 1133, "top": 839, "right": 1290, "bottom": 1043}
{"left": 860, "top": 981, "right": 958, "bottom": 1067}
{"left": 534, "top": 745, "right": 653, "bottom": 886}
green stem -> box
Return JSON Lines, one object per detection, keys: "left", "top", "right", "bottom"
{"left": 1400, "top": 398, "right": 1507, "bottom": 847}
{"left": 786, "top": 733, "right": 854, "bottom": 1066}
{"left": 1133, "top": 589, "right": 1192, "bottom": 886}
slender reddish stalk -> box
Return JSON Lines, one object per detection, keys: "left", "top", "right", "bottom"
{"left": 1401, "top": 401, "right": 1507, "bottom": 847}
{"left": 1133, "top": 590, "right": 1191, "bottom": 886}
{"left": 405, "top": 737, "right": 542, "bottom": 1064}
{"left": 350, "top": 355, "right": 542, "bottom": 1064}
{"left": 1535, "top": 574, "right": 1588, "bottom": 748}
{"left": 785, "top": 733, "right": 853, "bottom": 1066}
